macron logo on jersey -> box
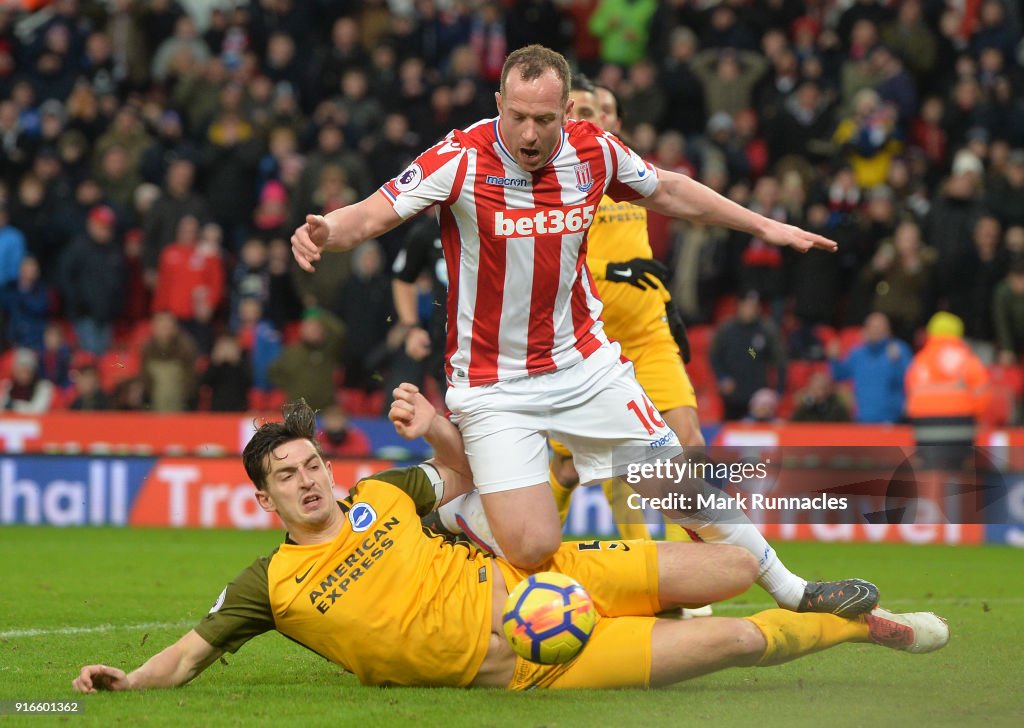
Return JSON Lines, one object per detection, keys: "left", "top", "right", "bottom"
{"left": 494, "top": 204, "right": 596, "bottom": 238}
{"left": 485, "top": 175, "right": 529, "bottom": 188}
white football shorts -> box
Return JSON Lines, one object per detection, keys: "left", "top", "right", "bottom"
{"left": 445, "top": 342, "right": 682, "bottom": 494}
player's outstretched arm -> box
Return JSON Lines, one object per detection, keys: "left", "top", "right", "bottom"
{"left": 291, "top": 193, "right": 404, "bottom": 272}
{"left": 389, "top": 383, "right": 474, "bottom": 501}
{"left": 637, "top": 169, "right": 838, "bottom": 254}
{"left": 73, "top": 630, "right": 223, "bottom": 693}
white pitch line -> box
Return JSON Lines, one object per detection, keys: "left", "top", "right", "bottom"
{"left": 708, "top": 596, "right": 1024, "bottom": 612}
{"left": 3, "top": 597, "right": 1023, "bottom": 639}
{"left": 0, "top": 621, "right": 193, "bottom": 639}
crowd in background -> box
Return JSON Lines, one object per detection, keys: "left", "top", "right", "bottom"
{"left": 1, "top": 0, "right": 1024, "bottom": 427}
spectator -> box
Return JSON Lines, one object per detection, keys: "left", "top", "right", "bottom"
{"left": 829, "top": 312, "right": 911, "bottom": 424}
{"left": 710, "top": 291, "right": 787, "bottom": 421}
{"left": 744, "top": 387, "right": 781, "bottom": 424}
{"left": 766, "top": 80, "right": 835, "bottom": 166}
{"left": 691, "top": 48, "right": 768, "bottom": 121}
{"left": 199, "top": 101, "right": 261, "bottom": 247}
{"left": 152, "top": 215, "right": 224, "bottom": 352}
{"left": 236, "top": 296, "right": 282, "bottom": 392}
{"left": 200, "top": 334, "right": 251, "bottom": 412}
{"left": 0, "top": 347, "right": 54, "bottom": 413}
{"left": 852, "top": 219, "right": 936, "bottom": 344}
{"left": 142, "top": 158, "right": 210, "bottom": 276}
{"left": 789, "top": 201, "right": 845, "bottom": 359}
{"left": 384, "top": 215, "right": 447, "bottom": 398}
{"left": 333, "top": 239, "right": 394, "bottom": 392}
{"left": 268, "top": 307, "right": 345, "bottom": 411}
{"left": 366, "top": 113, "right": 420, "bottom": 190}
{"left": 0, "top": 198, "right": 26, "bottom": 289}
{"left": 588, "top": 0, "right": 657, "bottom": 67}
{"left": 230, "top": 238, "right": 269, "bottom": 328}
{"left": 986, "top": 149, "right": 1024, "bottom": 230}
{"left": 1, "top": 255, "right": 48, "bottom": 350}
{"left": 69, "top": 362, "right": 112, "bottom": 411}
{"left": 172, "top": 56, "right": 229, "bottom": 132}
{"left": 924, "top": 151, "right": 987, "bottom": 290}
{"left": 138, "top": 109, "right": 197, "bottom": 186}
{"left": 151, "top": 14, "right": 210, "bottom": 83}
{"left": 832, "top": 88, "right": 902, "bottom": 190}
{"left": 316, "top": 404, "right": 372, "bottom": 457}
{"left": 334, "top": 68, "right": 385, "bottom": 146}
{"left": 313, "top": 17, "right": 369, "bottom": 102}
{"left": 970, "top": 0, "right": 1018, "bottom": 59}
{"left": 621, "top": 58, "right": 665, "bottom": 129}
{"left": 790, "top": 371, "right": 852, "bottom": 423}
{"left": 993, "top": 259, "right": 1024, "bottom": 365}
{"left": 56, "top": 204, "right": 124, "bottom": 356}
{"left": 38, "top": 321, "right": 72, "bottom": 388}
{"left": 658, "top": 26, "right": 705, "bottom": 137}
{"left": 95, "top": 143, "right": 139, "bottom": 216}
{"left": 141, "top": 311, "right": 197, "bottom": 412}
{"left": 112, "top": 374, "right": 147, "bottom": 411}
{"left": 867, "top": 44, "right": 918, "bottom": 127}
{"left": 879, "top": 0, "right": 937, "bottom": 88}
{"left": 905, "top": 312, "right": 991, "bottom": 469}
{"left": 946, "top": 215, "right": 1006, "bottom": 359}
{"left": 734, "top": 176, "right": 786, "bottom": 315}
{"left": 265, "top": 237, "right": 304, "bottom": 331}
{"left": 252, "top": 179, "right": 291, "bottom": 242}
{"left": 93, "top": 104, "right": 150, "bottom": 176}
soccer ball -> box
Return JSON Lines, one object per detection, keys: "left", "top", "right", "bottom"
{"left": 502, "top": 572, "right": 596, "bottom": 664}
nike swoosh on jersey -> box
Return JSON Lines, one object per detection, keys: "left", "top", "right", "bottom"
{"left": 295, "top": 565, "right": 315, "bottom": 584}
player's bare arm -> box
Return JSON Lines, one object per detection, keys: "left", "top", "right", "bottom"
{"left": 636, "top": 168, "right": 838, "bottom": 254}
{"left": 291, "top": 193, "right": 404, "bottom": 272}
{"left": 73, "top": 630, "right": 222, "bottom": 693}
{"left": 389, "top": 383, "right": 474, "bottom": 502}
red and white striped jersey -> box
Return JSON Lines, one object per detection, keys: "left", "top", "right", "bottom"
{"left": 380, "top": 117, "right": 659, "bottom": 387}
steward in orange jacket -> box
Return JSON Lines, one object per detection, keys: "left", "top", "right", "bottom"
{"left": 905, "top": 312, "right": 991, "bottom": 467}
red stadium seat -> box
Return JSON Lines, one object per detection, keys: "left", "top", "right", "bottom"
{"left": 249, "top": 388, "right": 289, "bottom": 412}
{"left": 981, "top": 384, "right": 1016, "bottom": 426}
{"left": 712, "top": 295, "right": 737, "bottom": 323}
{"left": 696, "top": 386, "right": 724, "bottom": 423}
{"left": 989, "top": 364, "right": 1024, "bottom": 396}
{"left": 838, "top": 326, "right": 863, "bottom": 356}
{"left": 786, "top": 361, "right": 829, "bottom": 393}
{"left": 98, "top": 350, "right": 140, "bottom": 391}
{"left": 0, "top": 349, "right": 13, "bottom": 381}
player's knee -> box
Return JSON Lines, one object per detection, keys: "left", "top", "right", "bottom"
{"left": 503, "top": 531, "right": 561, "bottom": 570}
{"left": 730, "top": 619, "right": 768, "bottom": 665}
{"left": 707, "top": 545, "right": 759, "bottom": 601}
{"left": 552, "top": 455, "right": 579, "bottom": 488}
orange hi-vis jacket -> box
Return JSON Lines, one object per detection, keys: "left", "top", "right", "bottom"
{"left": 904, "top": 335, "right": 992, "bottom": 419}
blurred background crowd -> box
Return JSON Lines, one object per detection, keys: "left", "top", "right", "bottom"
{"left": 1, "top": 0, "right": 1023, "bottom": 430}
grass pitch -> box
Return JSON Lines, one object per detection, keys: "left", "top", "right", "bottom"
{"left": 0, "top": 528, "right": 1020, "bottom": 728}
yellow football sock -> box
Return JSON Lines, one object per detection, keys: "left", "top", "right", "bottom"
{"left": 745, "top": 609, "right": 870, "bottom": 666}
{"left": 601, "top": 478, "right": 652, "bottom": 541}
{"left": 550, "top": 467, "right": 576, "bottom": 525}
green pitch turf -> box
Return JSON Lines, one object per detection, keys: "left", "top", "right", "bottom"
{"left": 0, "top": 528, "right": 1020, "bottom": 728}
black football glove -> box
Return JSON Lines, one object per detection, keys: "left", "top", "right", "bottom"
{"left": 605, "top": 258, "right": 670, "bottom": 290}
{"left": 665, "top": 299, "right": 691, "bottom": 364}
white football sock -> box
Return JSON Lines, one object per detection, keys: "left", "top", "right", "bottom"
{"left": 436, "top": 491, "right": 506, "bottom": 559}
{"left": 671, "top": 502, "right": 807, "bottom": 609}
